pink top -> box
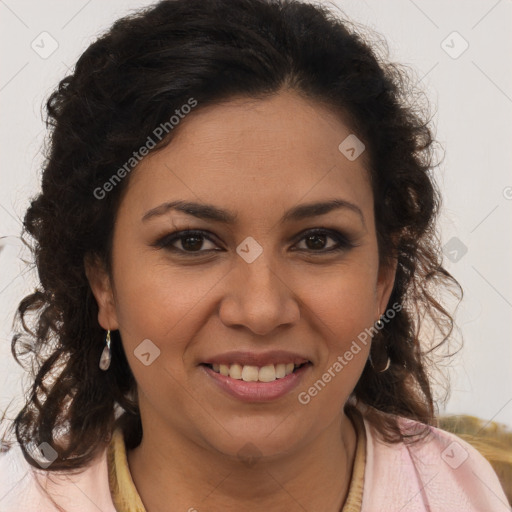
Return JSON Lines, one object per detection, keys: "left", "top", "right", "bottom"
{"left": 0, "top": 414, "right": 508, "bottom": 511}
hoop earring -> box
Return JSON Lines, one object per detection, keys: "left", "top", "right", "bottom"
{"left": 99, "top": 330, "right": 112, "bottom": 371}
{"left": 368, "top": 351, "right": 391, "bottom": 373}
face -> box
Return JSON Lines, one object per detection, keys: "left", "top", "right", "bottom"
{"left": 86, "top": 89, "right": 395, "bottom": 459}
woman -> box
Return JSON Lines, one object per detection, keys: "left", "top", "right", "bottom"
{"left": 0, "top": 0, "right": 508, "bottom": 510}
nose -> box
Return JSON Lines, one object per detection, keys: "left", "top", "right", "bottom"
{"left": 218, "top": 255, "right": 300, "bottom": 336}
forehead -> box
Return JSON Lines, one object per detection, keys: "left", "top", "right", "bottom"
{"left": 122, "top": 90, "right": 373, "bottom": 223}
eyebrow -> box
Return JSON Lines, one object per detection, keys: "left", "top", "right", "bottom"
{"left": 141, "top": 198, "right": 365, "bottom": 226}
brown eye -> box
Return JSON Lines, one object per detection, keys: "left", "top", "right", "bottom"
{"left": 179, "top": 234, "right": 209, "bottom": 251}
{"left": 153, "top": 228, "right": 356, "bottom": 256}
{"left": 293, "top": 229, "right": 356, "bottom": 253}
{"left": 154, "top": 230, "right": 219, "bottom": 254}
{"left": 302, "top": 233, "right": 332, "bottom": 250}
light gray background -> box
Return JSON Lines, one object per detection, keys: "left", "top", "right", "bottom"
{"left": 1, "top": 0, "right": 511, "bottom": 428}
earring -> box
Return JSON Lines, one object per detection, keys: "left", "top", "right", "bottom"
{"left": 368, "top": 352, "right": 390, "bottom": 373}
{"left": 99, "top": 330, "right": 112, "bottom": 371}
{"left": 369, "top": 312, "right": 389, "bottom": 372}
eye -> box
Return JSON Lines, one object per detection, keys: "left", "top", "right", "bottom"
{"left": 154, "top": 227, "right": 356, "bottom": 256}
{"left": 292, "top": 228, "right": 356, "bottom": 253}
{"left": 153, "top": 230, "right": 220, "bottom": 254}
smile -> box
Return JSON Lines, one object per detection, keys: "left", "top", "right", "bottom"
{"left": 201, "top": 362, "right": 312, "bottom": 402}
{"left": 204, "top": 362, "right": 310, "bottom": 382}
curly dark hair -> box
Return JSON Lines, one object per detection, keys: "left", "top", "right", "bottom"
{"left": 2, "top": 0, "right": 461, "bottom": 472}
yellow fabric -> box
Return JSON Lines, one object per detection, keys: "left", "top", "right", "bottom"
{"left": 107, "top": 428, "right": 146, "bottom": 512}
{"left": 107, "top": 412, "right": 366, "bottom": 512}
{"left": 343, "top": 406, "right": 366, "bottom": 512}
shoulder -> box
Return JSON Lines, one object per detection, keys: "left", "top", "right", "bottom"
{"left": 361, "top": 413, "right": 510, "bottom": 512}
{"left": 0, "top": 442, "right": 116, "bottom": 512}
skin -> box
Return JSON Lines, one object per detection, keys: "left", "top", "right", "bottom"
{"left": 86, "top": 89, "right": 396, "bottom": 512}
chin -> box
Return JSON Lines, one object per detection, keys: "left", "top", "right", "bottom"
{"left": 205, "top": 421, "right": 303, "bottom": 462}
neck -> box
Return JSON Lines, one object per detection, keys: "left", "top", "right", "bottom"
{"left": 127, "top": 410, "right": 357, "bottom": 512}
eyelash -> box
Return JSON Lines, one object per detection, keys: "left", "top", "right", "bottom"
{"left": 153, "top": 228, "right": 357, "bottom": 256}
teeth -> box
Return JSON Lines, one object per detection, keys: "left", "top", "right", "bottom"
{"left": 258, "top": 365, "right": 276, "bottom": 382}
{"left": 209, "top": 362, "right": 307, "bottom": 381}
{"left": 275, "top": 364, "right": 286, "bottom": 379}
{"left": 241, "top": 365, "right": 259, "bottom": 382}
{"left": 229, "top": 363, "right": 243, "bottom": 379}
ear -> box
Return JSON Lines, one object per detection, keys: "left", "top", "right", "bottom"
{"left": 84, "top": 254, "right": 119, "bottom": 331}
{"left": 376, "top": 256, "right": 398, "bottom": 318}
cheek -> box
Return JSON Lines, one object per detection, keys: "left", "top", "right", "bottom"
{"left": 114, "top": 265, "right": 218, "bottom": 331}
{"left": 298, "top": 263, "right": 378, "bottom": 376}
{"left": 299, "top": 258, "right": 380, "bottom": 336}
{"left": 113, "top": 245, "right": 380, "bottom": 348}
{"left": 111, "top": 244, "right": 228, "bottom": 372}
{"left": 293, "top": 270, "right": 376, "bottom": 417}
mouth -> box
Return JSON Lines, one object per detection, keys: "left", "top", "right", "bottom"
{"left": 200, "top": 361, "right": 312, "bottom": 402}
{"left": 201, "top": 361, "right": 311, "bottom": 383}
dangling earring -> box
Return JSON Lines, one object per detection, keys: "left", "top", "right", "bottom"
{"left": 99, "top": 330, "right": 112, "bottom": 371}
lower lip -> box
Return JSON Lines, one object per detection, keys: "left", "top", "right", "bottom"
{"left": 201, "top": 363, "right": 312, "bottom": 402}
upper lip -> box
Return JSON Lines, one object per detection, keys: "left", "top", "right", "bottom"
{"left": 201, "top": 350, "right": 311, "bottom": 367}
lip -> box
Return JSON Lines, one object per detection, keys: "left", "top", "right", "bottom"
{"left": 201, "top": 362, "right": 312, "bottom": 402}
{"left": 201, "top": 350, "right": 311, "bottom": 367}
